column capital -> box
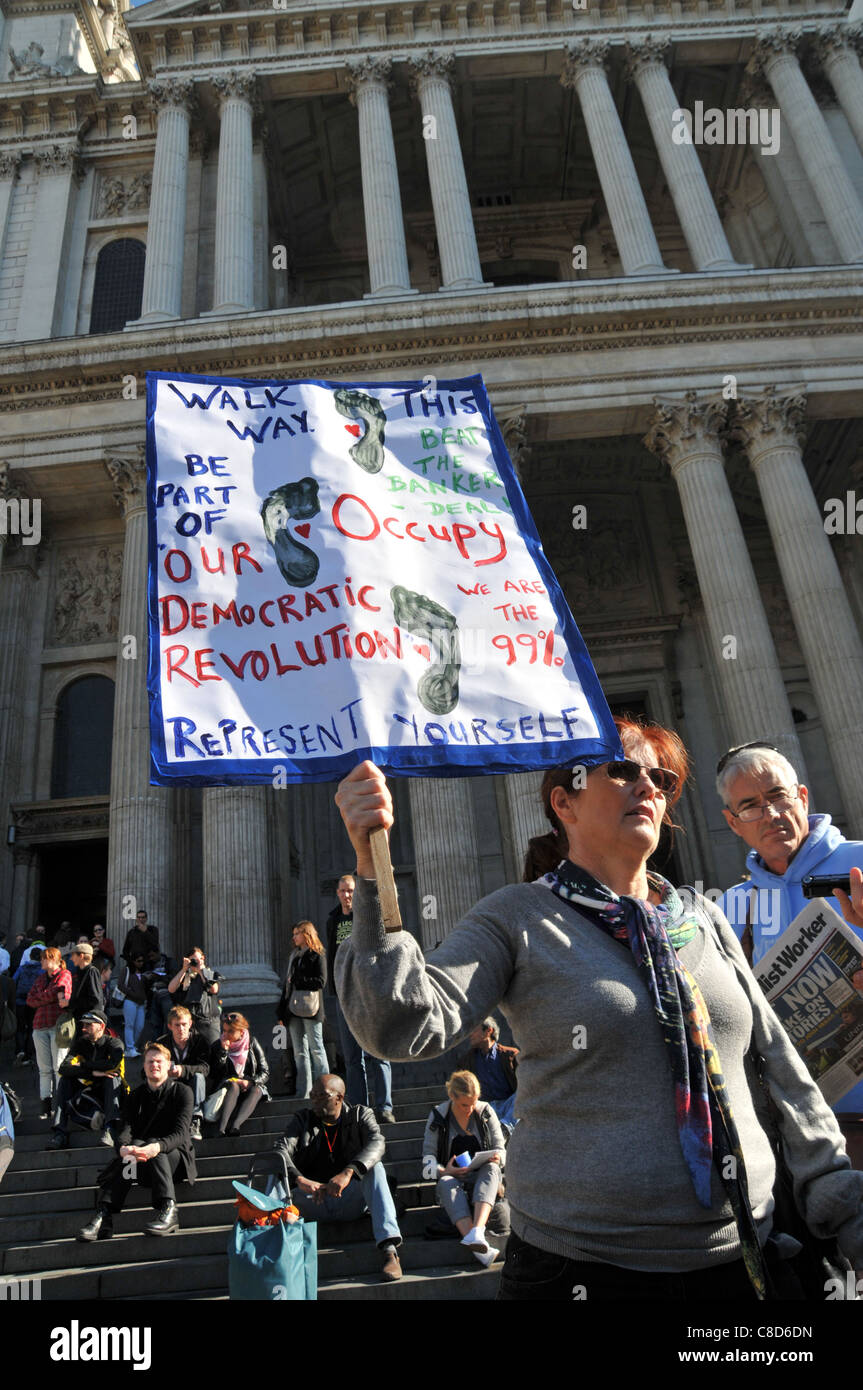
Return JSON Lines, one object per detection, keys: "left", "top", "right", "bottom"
{"left": 814, "top": 23, "right": 863, "bottom": 66}
{"left": 346, "top": 56, "right": 393, "bottom": 104}
{"left": 746, "top": 28, "right": 803, "bottom": 79}
{"left": 731, "top": 388, "right": 808, "bottom": 458}
{"left": 105, "top": 448, "right": 147, "bottom": 519}
{"left": 0, "top": 460, "right": 18, "bottom": 501}
{"left": 409, "top": 49, "right": 455, "bottom": 95}
{"left": 34, "top": 142, "right": 83, "bottom": 179}
{"left": 212, "top": 70, "right": 258, "bottom": 107}
{"left": 643, "top": 393, "right": 727, "bottom": 471}
{"left": 0, "top": 151, "right": 21, "bottom": 180}
{"left": 624, "top": 37, "right": 671, "bottom": 83}
{"left": 148, "top": 76, "right": 195, "bottom": 113}
{"left": 561, "top": 40, "right": 611, "bottom": 86}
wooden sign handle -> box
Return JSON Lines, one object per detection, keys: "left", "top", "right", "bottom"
{"left": 369, "top": 826, "right": 402, "bottom": 932}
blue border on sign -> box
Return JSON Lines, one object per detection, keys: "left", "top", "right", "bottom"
{"left": 146, "top": 370, "right": 624, "bottom": 786}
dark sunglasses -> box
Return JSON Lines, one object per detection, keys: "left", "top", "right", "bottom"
{"left": 223, "top": 1012, "right": 242, "bottom": 1024}
{"left": 716, "top": 741, "right": 781, "bottom": 776}
{"left": 602, "top": 760, "right": 679, "bottom": 795}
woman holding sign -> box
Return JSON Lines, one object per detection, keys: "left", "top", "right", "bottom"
{"left": 334, "top": 717, "right": 863, "bottom": 1301}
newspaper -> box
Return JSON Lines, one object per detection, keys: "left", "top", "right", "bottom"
{"left": 755, "top": 899, "right": 863, "bottom": 1106}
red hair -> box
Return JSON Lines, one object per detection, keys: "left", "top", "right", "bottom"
{"left": 539, "top": 713, "right": 689, "bottom": 844}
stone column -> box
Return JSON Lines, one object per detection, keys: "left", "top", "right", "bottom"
{"left": 202, "top": 786, "right": 281, "bottom": 1003}
{"left": 748, "top": 32, "right": 863, "bottom": 263}
{"left": 408, "top": 778, "right": 483, "bottom": 950}
{"left": 8, "top": 846, "right": 38, "bottom": 941}
{"left": 499, "top": 772, "right": 548, "bottom": 882}
{"left": 644, "top": 395, "right": 804, "bottom": 769}
{"left": 734, "top": 390, "right": 863, "bottom": 830}
{"left": 499, "top": 407, "right": 529, "bottom": 483}
{"left": 138, "top": 78, "right": 193, "bottom": 323}
{"left": 347, "top": 58, "right": 415, "bottom": 297}
{"left": 625, "top": 40, "right": 739, "bottom": 272}
{"left": 16, "top": 144, "right": 83, "bottom": 340}
{"left": 0, "top": 540, "right": 39, "bottom": 931}
{"left": 815, "top": 27, "right": 863, "bottom": 158}
{"left": 210, "top": 72, "right": 256, "bottom": 314}
{"left": 562, "top": 43, "right": 667, "bottom": 276}
{"left": 409, "top": 51, "right": 484, "bottom": 290}
{"left": 0, "top": 153, "right": 20, "bottom": 270}
{"left": 104, "top": 450, "right": 176, "bottom": 946}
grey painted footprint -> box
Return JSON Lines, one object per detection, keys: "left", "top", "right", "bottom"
{"left": 260, "top": 477, "right": 321, "bottom": 587}
{"left": 333, "top": 388, "right": 387, "bottom": 473}
{"left": 392, "top": 586, "right": 461, "bottom": 716}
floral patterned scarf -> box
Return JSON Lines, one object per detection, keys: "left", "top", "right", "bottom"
{"left": 546, "top": 858, "right": 767, "bottom": 1299}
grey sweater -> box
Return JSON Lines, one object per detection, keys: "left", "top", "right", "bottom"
{"left": 336, "top": 876, "right": 863, "bottom": 1271}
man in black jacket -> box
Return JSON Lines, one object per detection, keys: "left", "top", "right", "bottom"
{"left": 46, "top": 1010, "right": 125, "bottom": 1150}
{"left": 120, "top": 908, "right": 159, "bottom": 965}
{"left": 77, "top": 1040, "right": 195, "bottom": 1241}
{"left": 275, "top": 1073, "right": 403, "bottom": 1281}
{"left": 156, "top": 1005, "right": 210, "bottom": 1140}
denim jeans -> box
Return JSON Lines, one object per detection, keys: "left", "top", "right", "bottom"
{"left": 292, "top": 1163, "right": 401, "bottom": 1246}
{"left": 32, "top": 1026, "right": 68, "bottom": 1100}
{"left": 288, "top": 1016, "right": 330, "bottom": 1098}
{"left": 123, "top": 1000, "right": 146, "bottom": 1052}
{"left": 488, "top": 1094, "right": 517, "bottom": 1128}
{"left": 334, "top": 998, "right": 392, "bottom": 1111}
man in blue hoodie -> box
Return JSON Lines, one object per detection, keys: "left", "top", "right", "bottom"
{"left": 716, "top": 740, "right": 863, "bottom": 1126}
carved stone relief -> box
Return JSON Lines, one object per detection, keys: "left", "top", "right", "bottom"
{"left": 97, "top": 171, "right": 151, "bottom": 218}
{"left": 50, "top": 545, "right": 123, "bottom": 646}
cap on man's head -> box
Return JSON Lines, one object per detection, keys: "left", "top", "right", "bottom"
{"left": 74, "top": 942, "right": 94, "bottom": 958}
{"left": 80, "top": 1009, "right": 108, "bottom": 1027}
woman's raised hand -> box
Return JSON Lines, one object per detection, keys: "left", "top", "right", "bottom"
{"left": 335, "top": 761, "right": 394, "bottom": 878}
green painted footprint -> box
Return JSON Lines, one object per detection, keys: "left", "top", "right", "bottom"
{"left": 334, "top": 388, "right": 387, "bottom": 473}
{"left": 392, "top": 586, "right": 461, "bottom": 716}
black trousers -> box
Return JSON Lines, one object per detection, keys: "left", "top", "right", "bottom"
{"left": 101, "top": 1148, "right": 182, "bottom": 1211}
{"left": 497, "top": 1231, "right": 759, "bottom": 1301}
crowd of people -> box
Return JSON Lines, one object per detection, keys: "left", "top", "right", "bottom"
{"left": 3, "top": 721, "right": 863, "bottom": 1300}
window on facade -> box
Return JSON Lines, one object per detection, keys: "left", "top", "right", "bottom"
{"left": 51, "top": 676, "right": 115, "bottom": 799}
{"left": 89, "top": 238, "right": 145, "bottom": 334}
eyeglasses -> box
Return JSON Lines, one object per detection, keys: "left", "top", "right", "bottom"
{"left": 716, "top": 741, "right": 781, "bottom": 776}
{"left": 600, "top": 760, "right": 679, "bottom": 796}
{"left": 224, "top": 1013, "right": 242, "bottom": 1024}
{"left": 726, "top": 787, "right": 799, "bottom": 823}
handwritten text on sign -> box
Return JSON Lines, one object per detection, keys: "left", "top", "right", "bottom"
{"left": 146, "top": 373, "right": 621, "bottom": 783}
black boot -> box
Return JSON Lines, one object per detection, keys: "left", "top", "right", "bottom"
{"left": 77, "top": 1206, "right": 114, "bottom": 1242}
{"left": 40, "top": 1096, "right": 53, "bottom": 1121}
{"left": 146, "top": 1201, "right": 179, "bottom": 1236}
{"left": 45, "top": 1129, "right": 68, "bottom": 1150}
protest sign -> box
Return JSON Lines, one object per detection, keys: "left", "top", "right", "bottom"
{"left": 147, "top": 372, "right": 623, "bottom": 785}
{"left": 755, "top": 900, "right": 863, "bottom": 1106}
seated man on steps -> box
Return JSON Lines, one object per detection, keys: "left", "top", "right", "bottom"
{"left": 46, "top": 1010, "right": 125, "bottom": 1150}
{"left": 274, "top": 1073, "right": 403, "bottom": 1283}
{"left": 457, "top": 1018, "right": 519, "bottom": 1133}
{"left": 77, "top": 1040, "right": 196, "bottom": 1242}
{"left": 156, "top": 1005, "right": 210, "bottom": 1141}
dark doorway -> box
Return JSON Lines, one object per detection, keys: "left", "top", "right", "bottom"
{"left": 37, "top": 840, "right": 108, "bottom": 940}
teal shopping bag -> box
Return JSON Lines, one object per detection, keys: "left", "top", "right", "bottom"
{"left": 228, "top": 1216, "right": 318, "bottom": 1300}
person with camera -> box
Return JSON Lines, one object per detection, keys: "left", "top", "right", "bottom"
{"left": 167, "top": 947, "right": 222, "bottom": 1045}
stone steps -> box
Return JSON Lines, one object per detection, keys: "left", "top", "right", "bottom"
{"left": 0, "top": 1073, "right": 502, "bottom": 1301}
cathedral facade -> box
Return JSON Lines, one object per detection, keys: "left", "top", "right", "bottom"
{"left": 1, "top": 0, "right": 862, "bottom": 999}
